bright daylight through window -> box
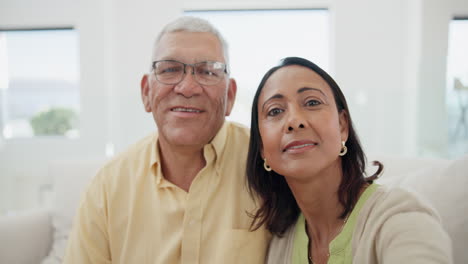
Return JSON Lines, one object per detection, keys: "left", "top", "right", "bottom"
{"left": 0, "top": 28, "right": 80, "bottom": 139}
{"left": 185, "top": 9, "right": 330, "bottom": 126}
{"left": 446, "top": 18, "right": 468, "bottom": 158}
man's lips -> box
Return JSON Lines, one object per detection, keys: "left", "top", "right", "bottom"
{"left": 283, "top": 140, "right": 318, "bottom": 152}
{"left": 170, "top": 106, "right": 204, "bottom": 113}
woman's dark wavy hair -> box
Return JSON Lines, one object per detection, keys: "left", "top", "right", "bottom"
{"left": 247, "top": 57, "right": 382, "bottom": 236}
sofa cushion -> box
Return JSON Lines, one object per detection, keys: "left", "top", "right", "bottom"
{"left": 42, "top": 158, "right": 106, "bottom": 264}
{"left": 399, "top": 154, "right": 468, "bottom": 264}
{"left": 0, "top": 209, "right": 52, "bottom": 264}
{"left": 369, "top": 155, "right": 449, "bottom": 187}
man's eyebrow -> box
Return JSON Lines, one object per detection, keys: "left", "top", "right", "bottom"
{"left": 297, "top": 87, "right": 327, "bottom": 97}
{"left": 262, "top": 94, "right": 284, "bottom": 111}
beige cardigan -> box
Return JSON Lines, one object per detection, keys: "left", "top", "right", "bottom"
{"left": 266, "top": 186, "right": 453, "bottom": 264}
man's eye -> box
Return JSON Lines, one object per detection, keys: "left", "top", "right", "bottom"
{"left": 203, "top": 70, "right": 215, "bottom": 76}
{"left": 159, "top": 66, "right": 182, "bottom": 74}
{"left": 156, "top": 65, "right": 184, "bottom": 74}
{"left": 198, "top": 68, "right": 218, "bottom": 77}
{"left": 267, "top": 108, "right": 284, "bottom": 116}
{"left": 306, "top": 99, "right": 321, "bottom": 106}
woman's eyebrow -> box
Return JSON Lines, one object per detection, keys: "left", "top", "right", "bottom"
{"left": 297, "top": 87, "right": 327, "bottom": 97}
{"left": 262, "top": 94, "right": 284, "bottom": 111}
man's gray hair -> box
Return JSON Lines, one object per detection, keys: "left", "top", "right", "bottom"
{"left": 152, "top": 16, "right": 230, "bottom": 70}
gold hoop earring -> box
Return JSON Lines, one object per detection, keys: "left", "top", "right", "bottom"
{"left": 339, "top": 141, "right": 348, "bottom": 156}
{"left": 263, "top": 158, "right": 272, "bottom": 171}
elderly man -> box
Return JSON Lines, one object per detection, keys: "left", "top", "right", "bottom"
{"left": 64, "top": 16, "right": 270, "bottom": 263}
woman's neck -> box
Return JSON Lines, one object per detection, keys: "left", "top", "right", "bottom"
{"left": 285, "top": 160, "right": 345, "bottom": 246}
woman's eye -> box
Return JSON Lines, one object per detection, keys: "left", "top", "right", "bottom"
{"left": 306, "top": 99, "right": 321, "bottom": 106}
{"left": 267, "top": 108, "right": 284, "bottom": 116}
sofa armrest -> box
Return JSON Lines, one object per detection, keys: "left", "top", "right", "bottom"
{"left": 0, "top": 209, "right": 53, "bottom": 264}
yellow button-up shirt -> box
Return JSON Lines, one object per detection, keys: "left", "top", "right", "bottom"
{"left": 64, "top": 122, "right": 271, "bottom": 264}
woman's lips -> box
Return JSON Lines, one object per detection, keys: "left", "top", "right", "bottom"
{"left": 283, "top": 140, "right": 318, "bottom": 152}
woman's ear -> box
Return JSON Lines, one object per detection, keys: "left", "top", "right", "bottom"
{"left": 339, "top": 110, "right": 349, "bottom": 142}
{"left": 260, "top": 142, "right": 265, "bottom": 160}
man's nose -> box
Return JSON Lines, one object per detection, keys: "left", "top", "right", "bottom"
{"left": 174, "top": 67, "right": 203, "bottom": 98}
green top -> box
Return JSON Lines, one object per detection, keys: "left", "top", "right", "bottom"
{"left": 292, "top": 183, "right": 378, "bottom": 264}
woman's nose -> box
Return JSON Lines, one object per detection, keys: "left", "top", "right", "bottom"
{"left": 286, "top": 108, "right": 307, "bottom": 132}
{"left": 288, "top": 123, "right": 305, "bottom": 131}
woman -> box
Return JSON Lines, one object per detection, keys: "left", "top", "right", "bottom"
{"left": 247, "top": 57, "right": 452, "bottom": 264}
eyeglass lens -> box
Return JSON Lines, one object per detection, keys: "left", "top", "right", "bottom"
{"left": 154, "top": 61, "right": 225, "bottom": 85}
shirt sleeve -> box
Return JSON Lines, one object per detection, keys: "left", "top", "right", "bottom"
{"left": 63, "top": 174, "right": 111, "bottom": 264}
{"left": 376, "top": 211, "right": 453, "bottom": 264}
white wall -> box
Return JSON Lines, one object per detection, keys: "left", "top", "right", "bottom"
{"left": 334, "top": 0, "right": 410, "bottom": 155}
{"left": 0, "top": 0, "right": 467, "bottom": 213}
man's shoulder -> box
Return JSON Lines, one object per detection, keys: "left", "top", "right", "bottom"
{"left": 221, "top": 121, "right": 250, "bottom": 156}
{"left": 225, "top": 121, "right": 250, "bottom": 142}
{"left": 208, "top": 121, "right": 250, "bottom": 169}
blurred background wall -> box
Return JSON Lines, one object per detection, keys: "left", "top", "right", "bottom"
{"left": 0, "top": 0, "right": 467, "bottom": 214}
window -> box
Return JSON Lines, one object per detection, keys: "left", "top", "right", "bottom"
{"left": 446, "top": 18, "right": 468, "bottom": 158}
{"left": 184, "top": 9, "right": 330, "bottom": 126}
{"left": 0, "top": 28, "right": 80, "bottom": 139}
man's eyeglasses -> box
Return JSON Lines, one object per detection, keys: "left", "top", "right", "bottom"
{"left": 152, "top": 60, "right": 228, "bottom": 86}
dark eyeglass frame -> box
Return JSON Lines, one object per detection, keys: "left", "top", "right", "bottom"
{"left": 151, "top": 59, "right": 229, "bottom": 85}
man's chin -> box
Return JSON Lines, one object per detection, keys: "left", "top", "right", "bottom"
{"left": 160, "top": 129, "right": 214, "bottom": 148}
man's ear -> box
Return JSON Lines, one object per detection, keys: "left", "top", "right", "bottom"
{"left": 225, "top": 78, "right": 237, "bottom": 116}
{"left": 141, "top": 74, "right": 152, "bottom": 112}
{"left": 339, "top": 110, "right": 349, "bottom": 142}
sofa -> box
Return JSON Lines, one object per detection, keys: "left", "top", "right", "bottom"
{"left": 0, "top": 154, "right": 467, "bottom": 264}
{"left": 0, "top": 158, "right": 107, "bottom": 264}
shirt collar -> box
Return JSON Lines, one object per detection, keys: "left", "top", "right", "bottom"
{"left": 209, "top": 121, "right": 229, "bottom": 160}
{"left": 152, "top": 121, "right": 230, "bottom": 186}
{"left": 149, "top": 133, "right": 165, "bottom": 186}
